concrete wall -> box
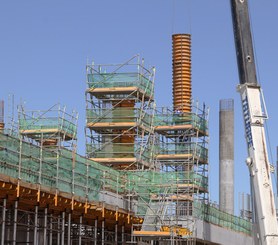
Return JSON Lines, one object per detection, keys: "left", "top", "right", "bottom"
{"left": 195, "top": 219, "right": 253, "bottom": 245}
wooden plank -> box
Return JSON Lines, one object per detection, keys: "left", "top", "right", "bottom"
{"left": 133, "top": 231, "right": 170, "bottom": 237}
{"left": 87, "top": 122, "right": 136, "bottom": 129}
{"left": 155, "top": 125, "right": 192, "bottom": 131}
{"left": 90, "top": 157, "right": 136, "bottom": 163}
{"left": 156, "top": 153, "right": 193, "bottom": 160}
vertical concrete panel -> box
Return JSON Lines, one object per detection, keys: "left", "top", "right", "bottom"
{"left": 219, "top": 99, "right": 234, "bottom": 214}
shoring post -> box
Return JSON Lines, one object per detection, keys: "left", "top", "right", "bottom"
{"left": 115, "top": 206, "right": 118, "bottom": 244}
{"left": 43, "top": 207, "right": 48, "bottom": 245}
{"left": 49, "top": 214, "right": 53, "bottom": 245}
{"left": 115, "top": 222, "right": 118, "bottom": 244}
{"left": 94, "top": 219, "right": 97, "bottom": 245}
{"left": 78, "top": 215, "right": 82, "bottom": 245}
{"left": 61, "top": 212, "right": 65, "bottom": 245}
{"left": 57, "top": 215, "right": 60, "bottom": 245}
{"left": 26, "top": 213, "right": 30, "bottom": 245}
{"left": 34, "top": 205, "right": 38, "bottom": 245}
{"left": 102, "top": 219, "right": 105, "bottom": 245}
{"left": 122, "top": 225, "right": 125, "bottom": 245}
{"left": 12, "top": 200, "right": 18, "bottom": 245}
{"left": 1, "top": 198, "right": 6, "bottom": 245}
{"left": 67, "top": 213, "right": 71, "bottom": 245}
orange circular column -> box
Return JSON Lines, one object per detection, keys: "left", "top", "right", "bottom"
{"left": 172, "top": 34, "right": 192, "bottom": 113}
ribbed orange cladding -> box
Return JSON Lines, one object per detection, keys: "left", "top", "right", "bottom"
{"left": 172, "top": 34, "right": 192, "bottom": 113}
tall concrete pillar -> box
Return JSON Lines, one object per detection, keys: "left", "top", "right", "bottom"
{"left": 219, "top": 99, "right": 234, "bottom": 214}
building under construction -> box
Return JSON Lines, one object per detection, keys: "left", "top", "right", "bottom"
{"left": 0, "top": 34, "right": 253, "bottom": 244}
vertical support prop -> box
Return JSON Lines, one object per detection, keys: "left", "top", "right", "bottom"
{"left": 12, "top": 200, "right": 18, "bottom": 245}
{"left": 26, "top": 213, "right": 30, "bottom": 245}
{"left": 115, "top": 222, "right": 118, "bottom": 244}
{"left": 94, "top": 219, "right": 97, "bottom": 245}
{"left": 1, "top": 198, "right": 6, "bottom": 245}
{"left": 67, "top": 213, "right": 71, "bottom": 245}
{"left": 121, "top": 225, "right": 125, "bottom": 245}
{"left": 61, "top": 212, "right": 65, "bottom": 245}
{"left": 34, "top": 205, "right": 38, "bottom": 245}
{"left": 43, "top": 208, "right": 48, "bottom": 245}
{"left": 78, "top": 216, "right": 82, "bottom": 245}
{"left": 102, "top": 219, "right": 105, "bottom": 245}
{"left": 49, "top": 214, "right": 53, "bottom": 245}
{"left": 57, "top": 215, "right": 60, "bottom": 245}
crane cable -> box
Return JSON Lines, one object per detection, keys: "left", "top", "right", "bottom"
{"left": 171, "top": 0, "right": 192, "bottom": 34}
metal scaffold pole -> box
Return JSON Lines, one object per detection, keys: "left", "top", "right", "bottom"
{"left": 78, "top": 215, "right": 82, "bottom": 245}
{"left": 12, "top": 200, "right": 18, "bottom": 245}
{"left": 34, "top": 205, "right": 38, "bottom": 245}
{"left": 43, "top": 207, "right": 48, "bottom": 245}
{"left": 61, "top": 211, "right": 65, "bottom": 245}
{"left": 1, "top": 198, "right": 6, "bottom": 245}
{"left": 67, "top": 213, "right": 71, "bottom": 245}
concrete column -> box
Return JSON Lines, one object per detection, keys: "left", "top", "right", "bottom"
{"left": 219, "top": 99, "right": 234, "bottom": 214}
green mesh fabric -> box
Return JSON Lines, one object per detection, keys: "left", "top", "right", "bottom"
{"left": 0, "top": 132, "right": 251, "bottom": 235}
{"left": 87, "top": 73, "right": 153, "bottom": 97}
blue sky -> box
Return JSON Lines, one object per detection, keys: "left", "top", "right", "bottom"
{"left": 1, "top": 1, "right": 278, "bottom": 215}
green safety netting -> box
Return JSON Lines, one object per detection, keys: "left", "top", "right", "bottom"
{"left": 19, "top": 117, "right": 77, "bottom": 138}
{"left": 194, "top": 202, "right": 252, "bottom": 235}
{"left": 86, "top": 108, "right": 153, "bottom": 127}
{"left": 0, "top": 133, "right": 121, "bottom": 201}
{"left": 154, "top": 143, "right": 208, "bottom": 161}
{"left": 86, "top": 143, "right": 152, "bottom": 160}
{"left": 87, "top": 73, "right": 153, "bottom": 97}
{"left": 154, "top": 112, "right": 208, "bottom": 134}
{"left": 0, "top": 132, "right": 251, "bottom": 235}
